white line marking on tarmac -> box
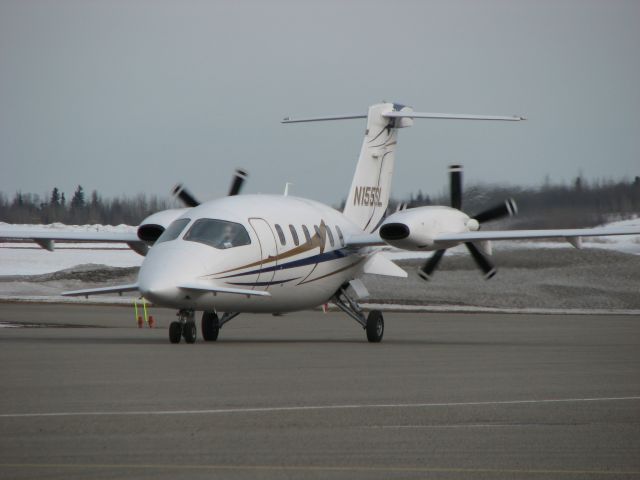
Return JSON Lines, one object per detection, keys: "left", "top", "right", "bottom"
{"left": 2, "top": 462, "right": 640, "bottom": 476}
{"left": 1, "top": 396, "right": 639, "bottom": 419}
{"left": 367, "top": 424, "right": 536, "bottom": 429}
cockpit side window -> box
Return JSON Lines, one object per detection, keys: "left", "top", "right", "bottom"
{"left": 156, "top": 218, "right": 191, "bottom": 244}
{"left": 184, "top": 219, "right": 251, "bottom": 249}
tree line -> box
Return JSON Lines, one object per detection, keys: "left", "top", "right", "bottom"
{"left": 1, "top": 176, "right": 639, "bottom": 228}
{"left": 0, "top": 186, "right": 176, "bottom": 225}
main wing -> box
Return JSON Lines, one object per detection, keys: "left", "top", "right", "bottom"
{"left": 0, "top": 228, "right": 147, "bottom": 255}
{"left": 433, "top": 226, "right": 640, "bottom": 245}
{"left": 346, "top": 226, "right": 640, "bottom": 249}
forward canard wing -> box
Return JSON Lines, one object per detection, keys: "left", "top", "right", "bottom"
{"left": 62, "top": 284, "right": 140, "bottom": 297}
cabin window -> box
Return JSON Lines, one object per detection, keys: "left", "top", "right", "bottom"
{"left": 274, "top": 224, "right": 286, "bottom": 246}
{"left": 335, "top": 225, "right": 345, "bottom": 246}
{"left": 326, "top": 226, "right": 335, "bottom": 247}
{"left": 314, "top": 225, "right": 325, "bottom": 247}
{"left": 289, "top": 225, "right": 299, "bottom": 246}
{"left": 302, "top": 225, "right": 311, "bottom": 243}
{"left": 156, "top": 218, "right": 191, "bottom": 244}
{"left": 183, "top": 218, "right": 251, "bottom": 249}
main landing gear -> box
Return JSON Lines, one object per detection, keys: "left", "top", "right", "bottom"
{"left": 333, "top": 284, "right": 384, "bottom": 343}
{"left": 201, "top": 311, "right": 239, "bottom": 342}
{"left": 169, "top": 309, "right": 239, "bottom": 344}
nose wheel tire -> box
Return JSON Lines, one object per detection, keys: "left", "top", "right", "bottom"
{"left": 201, "top": 312, "right": 220, "bottom": 341}
{"left": 182, "top": 321, "right": 197, "bottom": 344}
{"left": 169, "top": 321, "right": 182, "bottom": 344}
{"left": 366, "top": 310, "right": 384, "bottom": 343}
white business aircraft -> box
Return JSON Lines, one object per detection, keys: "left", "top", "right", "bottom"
{"left": 2, "top": 102, "right": 639, "bottom": 344}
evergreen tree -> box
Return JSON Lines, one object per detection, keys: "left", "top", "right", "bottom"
{"left": 50, "top": 187, "right": 60, "bottom": 206}
{"left": 71, "top": 185, "right": 85, "bottom": 209}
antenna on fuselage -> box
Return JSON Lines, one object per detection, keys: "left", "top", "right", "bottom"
{"left": 284, "top": 182, "right": 293, "bottom": 196}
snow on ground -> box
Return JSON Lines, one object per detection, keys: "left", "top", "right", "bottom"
{"left": 0, "top": 218, "right": 639, "bottom": 275}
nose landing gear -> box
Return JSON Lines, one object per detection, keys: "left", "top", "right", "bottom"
{"left": 169, "top": 309, "right": 197, "bottom": 344}
{"left": 169, "top": 310, "right": 240, "bottom": 344}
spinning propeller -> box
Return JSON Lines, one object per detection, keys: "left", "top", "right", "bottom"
{"left": 419, "top": 165, "right": 517, "bottom": 281}
{"left": 172, "top": 169, "right": 249, "bottom": 207}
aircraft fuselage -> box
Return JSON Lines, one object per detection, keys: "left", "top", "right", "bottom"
{"left": 138, "top": 194, "right": 366, "bottom": 312}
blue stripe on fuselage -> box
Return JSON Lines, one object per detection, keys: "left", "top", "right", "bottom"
{"left": 227, "top": 277, "right": 300, "bottom": 287}
{"left": 217, "top": 249, "right": 350, "bottom": 279}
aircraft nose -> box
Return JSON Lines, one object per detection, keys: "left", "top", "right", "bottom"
{"left": 138, "top": 243, "right": 206, "bottom": 305}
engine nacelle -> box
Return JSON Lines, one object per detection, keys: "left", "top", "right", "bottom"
{"left": 379, "top": 206, "right": 478, "bottom": 251}
{"left": 137, "top": 208, "right": 188, "bottom": 244}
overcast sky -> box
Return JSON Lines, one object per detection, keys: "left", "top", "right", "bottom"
{"left": 1, "top": 0, "right": 638, "bottom": 204}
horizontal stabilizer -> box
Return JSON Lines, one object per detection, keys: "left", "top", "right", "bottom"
{"left": 383, "top": 111, "right": 525, "bottom": 121}
{"left": 282, "top": 114, "right": 367, "bottom": 123}
{"left": 282, "top": 111, "right": 525, "bottom": 124}
{"left": 178, "top": 282, "right": 271, "bottom": 297}
{"left": 62, "top": 284, "right": 139, "bottom": 297}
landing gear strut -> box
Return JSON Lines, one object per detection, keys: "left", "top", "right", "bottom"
{"left": 169, "top": 309, "right": 197, "bottom": 344}
{"left": 333, "top": 285, "right": 384, "bottom": 343}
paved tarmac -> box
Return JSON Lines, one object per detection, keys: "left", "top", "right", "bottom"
{"left": 0, "top": 303, "right": 639, "bottom": 479}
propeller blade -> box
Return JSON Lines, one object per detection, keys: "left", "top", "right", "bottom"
{"left": 418, "top": 249, "right": 447, "bottom": 281}
{"left": 228, "top": 169, "right": 248, "bottom": 196}
{"left": 172, "top": 184, "right": 200, "bottom": 207}
{"left": 449, "top": 164, "right": 463, "bottom": 210}
{"left": 465, "top": 242, "right": 497, "bottom": 279}
{"left": 473, "top": 198, "right": 518, "bottom": 224}
{"left": 394, "top": 202, "right": 408, "bottom": 213}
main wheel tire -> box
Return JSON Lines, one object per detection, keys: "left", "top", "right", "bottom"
{"left": 201, "top": 312, "right": 220, "bottom": 341}
{"left": 182, "top": 321, "right": 197, "bottom": 344}
{"left": 169, "top": 321, "right": 182, "bottom": 344}
{"left": 366, "top": 310, "right": 384, "bottom": 343}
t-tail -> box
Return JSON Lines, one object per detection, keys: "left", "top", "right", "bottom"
{"left": 282, "top": 102, "right": 524, "bottom": 233}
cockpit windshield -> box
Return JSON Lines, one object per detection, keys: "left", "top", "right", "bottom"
{"left": 184, "top": 219, "right": 251, "bottom": 249}
{"left": 155, "top": 218, "right": 191, "bottom": 244}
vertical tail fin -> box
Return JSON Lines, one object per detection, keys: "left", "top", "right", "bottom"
{"left": 342, "top": 103, "right": 413, "bottom": 232}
